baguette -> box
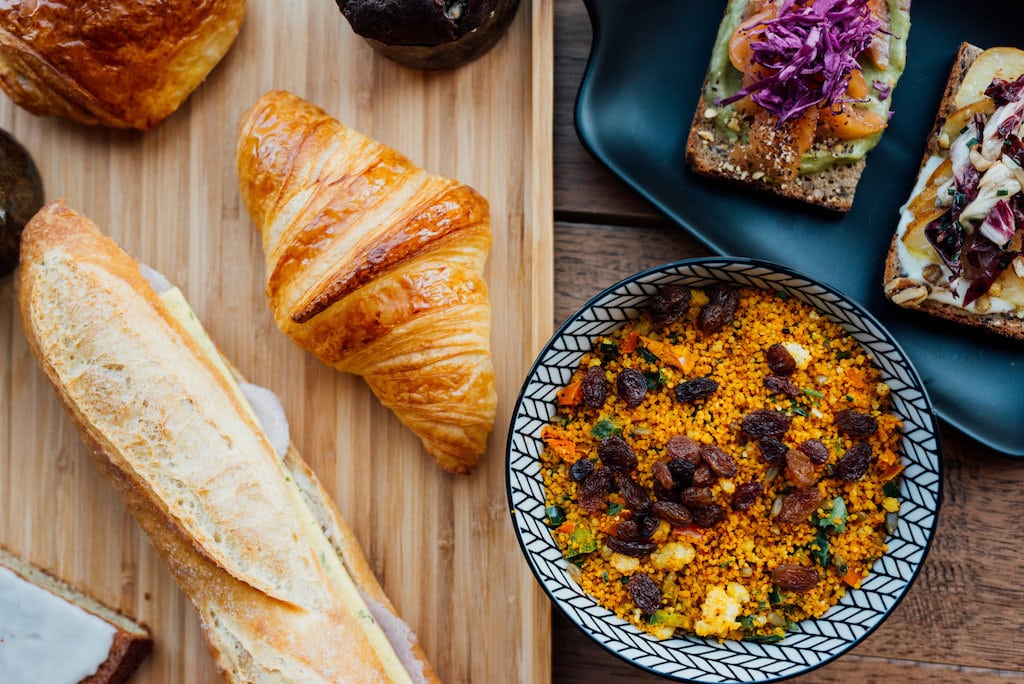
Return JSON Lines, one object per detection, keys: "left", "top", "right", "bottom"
{"left": 18, "top": 200, "right": 439, "bottom": 683}
{"left": 0, "top": 546, "right": 152, "bottom": 683}
{"left": 686, "top": 0, "right": 910, "bottom": 212}
{"left": 882, "top": 43, "right": 1024, "bottom": 340}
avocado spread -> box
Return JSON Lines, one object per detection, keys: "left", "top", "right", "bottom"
{"left": 704, "top": 0, "right": 909, "bottom": 175}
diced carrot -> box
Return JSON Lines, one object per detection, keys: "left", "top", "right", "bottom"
{"left": 557, "top": 379, "right": 582, "bottom": 407}
{"left": 600, "top": 519, "right": 619, "bottom": 535}
{"left": 639, "top": 336, "right": 695, "bottom": 374}
{"left": 840, "top": 567, "right": 864, "bottom": 587}
{"left": 544, "top": 437, "right": 582, "bottom": 464}
{"left": 557, "top": 521, "right": 575, "bottom": 535}
{"left": 879, "top": 463, "right": 905, "bottom": 483}
{"left": 620, "top": 330, "right": 639, "bottom": 354}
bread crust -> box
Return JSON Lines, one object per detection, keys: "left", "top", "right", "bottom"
{"left": 881, "top": 43, "right": 1024, "bottom": 341}
{"left": 18, "top": 201, "right": 438, "bottom": 682}
{"left": 0, "top": 0, "right": 245, "bottom": 130}
{"left": 0, "top": 546, "right": 153, "bottom": 684}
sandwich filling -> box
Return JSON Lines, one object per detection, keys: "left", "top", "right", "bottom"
{"left": 704, "top": 0, "right": 908, "bottom": 179}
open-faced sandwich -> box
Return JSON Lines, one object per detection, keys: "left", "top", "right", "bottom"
{"left": 883, "top": 44, "right": 1024, "bottom": 340}
{"left": 686, "top": 0, "right": 910, "bottom": 212}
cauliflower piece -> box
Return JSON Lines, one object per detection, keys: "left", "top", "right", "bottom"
{"left": 609, "top": 552, "right": 640, "bottom": 574}
{"left": 694, "top": 583, "right": 750, "bottom": 639}
{"left": 780, "top": 341, "right": 811, "bottom": 370}
{"left": 650, "top": 541, "right": 696, "bottom": 572}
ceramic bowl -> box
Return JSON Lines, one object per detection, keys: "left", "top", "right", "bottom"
{"left": 506, "top": 257, "right": 942, "bottom": 683}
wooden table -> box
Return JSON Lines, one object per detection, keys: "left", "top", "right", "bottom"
{"left": 549, "top": 1, "right": 1024, "bottom": 682}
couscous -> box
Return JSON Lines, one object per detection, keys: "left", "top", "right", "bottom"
{"left": 540, "top": 284, "right": 903, "bottom": 642}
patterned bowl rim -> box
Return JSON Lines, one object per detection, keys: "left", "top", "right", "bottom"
{"left": 505, "top": 256, "right": 943, "bottom": 683}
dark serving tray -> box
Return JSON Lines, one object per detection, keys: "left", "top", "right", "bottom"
{"left": 576, "top": 0, "right": 1024, "bottom": 457}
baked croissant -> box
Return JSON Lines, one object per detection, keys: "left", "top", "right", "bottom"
{"left": 237, "top": 90, "right": 496, "bottom": 474}
{"left": 0, "top": 0, "right": 245, "bottom": 130}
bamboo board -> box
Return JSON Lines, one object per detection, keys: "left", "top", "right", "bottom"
{"left": 0, "top": 1, "right": 553, "bottom": 681}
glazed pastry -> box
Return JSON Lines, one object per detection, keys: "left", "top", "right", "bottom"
{"left": 19, "top": 201, "right": 439, "bottom": 683}
{"left": 237, "top": 90, "right": 496, "bottom": 474}
{"left": 0, "top": 0, "right": 245, "bottom": 130}
{"left": 0, "top": 546, "right": 152, "bottom": 684}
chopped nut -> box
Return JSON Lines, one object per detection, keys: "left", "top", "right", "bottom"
{"left": 703, "top": 107, "right": 718, "bottom": 119}
{"left": 885, "top": 278, "right": 929, "bottom": 307}
{"left": 698, "top": 130, "right": 715, "bottom": 142}
{"left": 973, "top": 294, "right": 992, "bottom": 313}
{"left": 922, "top": 264, "right": 943, "bottom": 285}
{"left": 751, "top": 171, "right": 765, "bottom": 180}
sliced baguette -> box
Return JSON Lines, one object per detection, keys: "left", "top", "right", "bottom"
{"left": 882, "top": 42, "right": 1024, "bottom": 340}
{"left": 0, "top": 546, "right": 152, "bottom": 684}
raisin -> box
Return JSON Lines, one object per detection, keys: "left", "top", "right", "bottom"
{"left": 616, "top": 368, "right": 648, "bottom": 408}
{"left": 578, "top": 467, "right": 613, "bottom": 514}
{"left": 569, "top": 458, "right": 595, "bottom": 483}
{"left": 667, "top": 457, "right": 697, "bottom": 489}
{"left": 648, "top": 285, "right": 692, "bottom": 327}
{"left": 607, "top": 537, "right": 657, "bottom": 558}
{"left": 580, "top": 366, "right": 608, "bottom": 408}
{"left": 697, "top": 284, "right": 741, "bottom": 334}
{"left": 700, "top": 444, "right": 738, "bottom": 478}
{"left": 691, "top": 463, "right": 716, "bottom": 487}
{"left": 758, "top": 437, "right": 789, "bottom": 464}
{"left": 776, "top": 488, "right": 823, "bottom": 524}
{"left": 797, "top": 438, "right": 829, "bottom": 465}
{"left": 765, "top": 343, "right": 797, "bottom": 375}
{"left": 652, "top": 500, "right": 694, "bottom": 527}
{"left": 651, "top": 461, "right": 676, "bottom": 492}
{"left": 731, "top": 482, "right": 763, "bottom": 511}
{"left": 740, "top": 409, "right": 792, "bottom": 439}
{"left": 679, "top": 486, "right": 713, "bottom": 508}
{"left": 625, "top": 573, "right": 662, "bottom": 616}
{"left": 614, "top": 519, "right": 640, "bottom": 541}
{"left": 835, "top": 409, "right": 878, "bottom": 438}
{"left": 615, "top": 472, "right": 651, "bottom": 516}
{"left": 637, "top": 514, "right": 660, "bottom": 539}
{"left": 597, "top": 435, "right": 637, "bottom": 472}
{"left": 784, "top": 448, "right": 817, "bottom": 489}
{"left": 675, "top": 377, "right": 719, "bottom": 403}
{"left": 666, "top": 435, "right": 701, "bottom": 463}
{"left": 835, "top": 443, "right": 872, "bottom": 482}
{"left": 770, "top": 564, "right": 820, "bottom": 593}
{"left": 764, "top": 374, "right": 800, "bottom": 397}
{"left": 652, "top": 478, "right": 675, "bottom": 502}
{"left": 691, "top": 503, "right": 727, "bottom": 528}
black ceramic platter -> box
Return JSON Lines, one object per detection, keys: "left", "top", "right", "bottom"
{"left": 575, "top": 0, "right": 1024, "bottom": 456}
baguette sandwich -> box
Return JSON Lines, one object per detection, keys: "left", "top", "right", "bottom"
{"left": 0, "top": 546, "right": 152, "bottom": 683}
{"left": 686, "top": 0, "right": 910, "bottom": 212}
{"left": 883, "top": 44, "right": 1024, "bottom": 339}
{"left": 18, "top": 201, "right": 439, "bottom": 683}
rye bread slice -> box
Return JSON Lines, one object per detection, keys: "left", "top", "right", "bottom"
{"left": 686, "top": 85, "right": 865, "bottom": 212}
{"left": 882, "top": 42, "right": 1024, "bottom": 341}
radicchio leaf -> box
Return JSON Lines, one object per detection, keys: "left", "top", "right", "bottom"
{"left": 925, "top": 212, "right": 965, "bottom": 280}
{"left": 718, "top": 0, "right": 881, "bottom": 126}
{"left": 962, "top": 233, "right": 1019, "bottom": 306}
{"left": 978, "top": 199, "right": 1016, "bottom": 247}
{"left": 984, "top": 73, "right": 1024, "bottom": 107}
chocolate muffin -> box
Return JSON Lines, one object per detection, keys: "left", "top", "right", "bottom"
{"left": 336, "top": 0, "right": 521, "bottom": 69}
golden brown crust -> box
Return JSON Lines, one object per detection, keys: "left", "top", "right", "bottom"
{"left": 685, "top": 85, "right": 865, "bottom": 212}
{"left": 0, "top": 546, "right": 153, "bottom": 684}
{"left": 237, "top": 90, "right": 496, "bottom": 474}
{"left": 0, "top": 0, "right": 245, "bottom": 130}
{"left": 19, "top": 201, "right": 432, "bottom": 682}
{"left": 881, "top": 43, "right": 1024, "bottom": 341}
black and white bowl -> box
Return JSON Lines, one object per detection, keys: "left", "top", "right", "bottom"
{"left": 506, "top": 258, "right": 942, "bottom": 683}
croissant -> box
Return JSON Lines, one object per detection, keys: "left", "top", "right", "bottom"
{"left": 0, "top": 0, "right": 245, "bottom": 130}
{"left": 236, "top": 90, "right": 496, "bottom": 474}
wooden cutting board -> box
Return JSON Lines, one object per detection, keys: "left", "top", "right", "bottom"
{"left": 0, "top": 1, "right": 552, "bottom": 681}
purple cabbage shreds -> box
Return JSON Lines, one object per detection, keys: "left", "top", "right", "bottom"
{"left": 873, "top": 80, "right": 891, "bottom": 100}
{"left": 718, "top": 0, "right": 881, "bottom": 126}
{"left": 984, "top": 74, "right": 1024, "bottom": 106}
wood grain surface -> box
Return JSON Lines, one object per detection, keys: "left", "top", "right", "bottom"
{"left": 0, "top": 1, "right": 552, "bottom": 682}
{"left": 551, "top": 1, "right": 1024, "bottom": 682}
